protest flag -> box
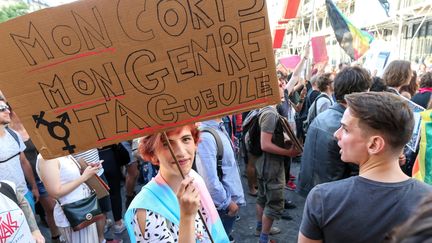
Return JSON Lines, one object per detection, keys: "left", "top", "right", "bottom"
{"left": 283, "top": 0, "right": 302, "bottom": 19}
{"left": 412, "top": 110, "right": 432, "bottom": 184}
{"left": 273, "top": 27, "right": 286, "bottom": 49}
{"left": 325, "top": 0, "right": 373, "bottom": 60}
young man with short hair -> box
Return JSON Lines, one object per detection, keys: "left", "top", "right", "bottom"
{"left": 298, "top": 92, "right": 432, "bottom": 243}
{"left": 297, "top": 66, "right": 371, "bottom": 197}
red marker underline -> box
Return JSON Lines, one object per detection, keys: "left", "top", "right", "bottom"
{"left": 96, "top": 97, "right": 271, "bottom": 144}
{"left": 53, "top": 95, "right": 125, "bottom": 114}
{"left": 28, "top": 47, "right": 116, "bottom": 73}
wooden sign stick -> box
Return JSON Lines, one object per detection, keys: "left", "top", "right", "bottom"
{"left": 161, "top": 132, "right": 215, "bottom": 243}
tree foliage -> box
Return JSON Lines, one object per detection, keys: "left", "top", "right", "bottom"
{"left": 0, "top": 2, "right": 30, "bottom": 23}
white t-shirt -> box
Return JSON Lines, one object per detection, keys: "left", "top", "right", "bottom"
{"left": 0, "top": 180, "right": 34, "bottom": 243}
{"left": 0, "top": 128, "right": 28, "bottom": 195}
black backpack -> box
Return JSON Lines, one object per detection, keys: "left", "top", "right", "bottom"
{"left": 0, "top": 127, "right": 21, "bottom": 163}
{"left": 303, "top": 93, "right": 332, "bottom": 134}
{"left": 242, "top": 109, "right": 263, "bottom": 156}
{"left": 0, "top": 181, "right": 19, "bottom": 205}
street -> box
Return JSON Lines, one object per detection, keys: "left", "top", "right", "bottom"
{"left": 232, "top": 159, "right": 305, "bottom": 243}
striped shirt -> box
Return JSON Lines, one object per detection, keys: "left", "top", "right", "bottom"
{"left": 72, "top": 149, "right": 104, "bottom": 176}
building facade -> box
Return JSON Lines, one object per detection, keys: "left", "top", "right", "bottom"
{"left": 275, "top": 0, "right": 432, "bottom": 68}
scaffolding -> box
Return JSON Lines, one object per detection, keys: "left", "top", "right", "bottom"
{"left": 279, "top": 0, "right": 432, "bottom": 65}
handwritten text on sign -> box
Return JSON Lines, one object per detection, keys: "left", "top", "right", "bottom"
{"left": 0, "top": 0, "right": 279, "bottom": 159}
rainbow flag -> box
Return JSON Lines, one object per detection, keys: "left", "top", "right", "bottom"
{"left": 325, "top": 0, "right": 374, "bottom": 60}
{"left": 412, "top": 110, "right": 432, "bottom": 184}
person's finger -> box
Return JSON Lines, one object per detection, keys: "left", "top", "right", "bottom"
{"left": 178, "top": 177, "right": 194, "bottom": 196}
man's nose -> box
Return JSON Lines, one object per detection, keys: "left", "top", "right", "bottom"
{"left": 334, "top": 127, "right": 341, "bottom": 139}
{"left": 173, "top": 142, "right": 187, "bottom": 157}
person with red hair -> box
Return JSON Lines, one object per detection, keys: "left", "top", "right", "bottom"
{"left": 124, "top": 124, "right": 228, "bottom": 242}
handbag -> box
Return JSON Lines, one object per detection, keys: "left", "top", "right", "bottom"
{"left": 58, "top": 156, "right": 104, "bottom": 231}
{"left": 60, "top": 192, "right": 104, "bottom": 231}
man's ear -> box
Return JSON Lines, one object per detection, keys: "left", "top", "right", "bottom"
{"left": 367, "top": 135, "right": 385, "bottom": 155}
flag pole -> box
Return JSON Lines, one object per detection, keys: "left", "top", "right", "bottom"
{"left": 304, "top": 0, "right": 316, "bottom": 78}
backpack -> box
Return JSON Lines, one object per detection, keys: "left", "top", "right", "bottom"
{"left": 0, "top": 127, "right": 21, "bottom": 163}
{"left": 302, "top": 93, "right": 332, "bottom": 134}
{"left": 0, "top": 181, "right": 19, "bottom": 205}
{"left": 242, "top": 109, "right": 263, "bottom": 156}
{"left": 194, "top": 127, "right": 224, "bottom": 182}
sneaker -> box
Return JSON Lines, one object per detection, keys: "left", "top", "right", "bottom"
{"left": 254, "top": 226, "right": 281, "bottom": 236}
{"left": 235, "top": 215, "right": 241, "bottom": 221}
{"left": 113, "top": 221, "right": 126, "bottom": 234}
{"left": 104, "top": 218, "right": 114, "bottom": 233}
{"left": 51, "top": 235, "right": 66, "bottom": 243}
{"left": 284, "top": 200, "right": 297, "bottom": 209}
{"left": 285, "top": 180, "right": 296, "bottom": 191}
{"left": 229, "top": 235, "right": 235, "bottom": 243}
{"left": 281, "top": 210, "right": 293, "bottom": 220}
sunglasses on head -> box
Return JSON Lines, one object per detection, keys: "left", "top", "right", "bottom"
{"left": 0, "top": 105, "right": 10, "bottom": 112}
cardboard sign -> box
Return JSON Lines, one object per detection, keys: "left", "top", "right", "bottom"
{"left": 311, "top": 36, "right": 329, "bottom": 64}
{"left": 0, "top": 0, "right": 279, "bottom": 159}
{"left": 279, "top": 55, "right": 301, "bottom": 70}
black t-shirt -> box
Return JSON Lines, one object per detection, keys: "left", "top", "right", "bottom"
{"left": 301, "top": 176, "right": 432, "bottom": 243}
{"left": 411, "top": 92, "right": 431, "bottom": 109}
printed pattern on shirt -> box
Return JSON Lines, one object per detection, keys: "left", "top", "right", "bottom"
{"left": 132, "top": 207, "right": 210, "bottom": 242}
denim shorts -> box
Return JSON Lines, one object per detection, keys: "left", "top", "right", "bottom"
{"left": 36, "top": 179, "right": 49, "bottom": 197}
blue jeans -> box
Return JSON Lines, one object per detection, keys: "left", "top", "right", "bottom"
{"left": 217, "top": 208, "right": 237, "bottom": 236}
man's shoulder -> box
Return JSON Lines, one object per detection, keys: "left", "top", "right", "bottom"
{"left": 317, "top": 104, "right": 343, "bottom": 118}
{"left": 1, "top": 127, "right": 20, "bottom": 142}
{"left": 199, "top": 125, "right": 223, "bottom": 141}
{"left": 318, "top": 176, "right": 356, "bottom": 188}
{"left": 311, "top": 177, "right": 432, "bottom": 197}
{"left": 409, "top": 179, "right": 432, "bottom": 193}
{"left": 260, "top": 106, "right": 277, "bottom": 115}
{"left": 309, "top": 177, "right": 357, "bottom": 198}
{"left": 312, "top": 105, "right": 343, "bottom": 128}
{"left": 259, "top": 106, "right": 278, "bottom": 124}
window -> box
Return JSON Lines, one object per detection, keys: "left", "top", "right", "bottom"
{"left": 403, "top": 26, "right": 408, "bottom": 39}
{"left": 420, "top": 24, "right": 426, "bottom": 37}
{"left": 412, "top": 23, "right": 419, "bottom": 38}
{"left": 427, "top": 21, "right": 432, "bottom": 36}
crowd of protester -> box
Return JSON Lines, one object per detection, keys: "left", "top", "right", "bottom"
{"left": 1, "top": 46, "right": 432, "bottom": 243}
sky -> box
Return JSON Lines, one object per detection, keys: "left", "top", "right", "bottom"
{"left": 43, "top": 0, "right": 75, "bottom": 7}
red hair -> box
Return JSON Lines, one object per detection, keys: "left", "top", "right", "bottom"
{"left": 138, "top": 124, "right": 200, "bottom": 165}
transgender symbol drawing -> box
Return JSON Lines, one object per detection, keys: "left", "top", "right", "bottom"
{"left": 33, "top": 111, "right": 76, "bottom": 153}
